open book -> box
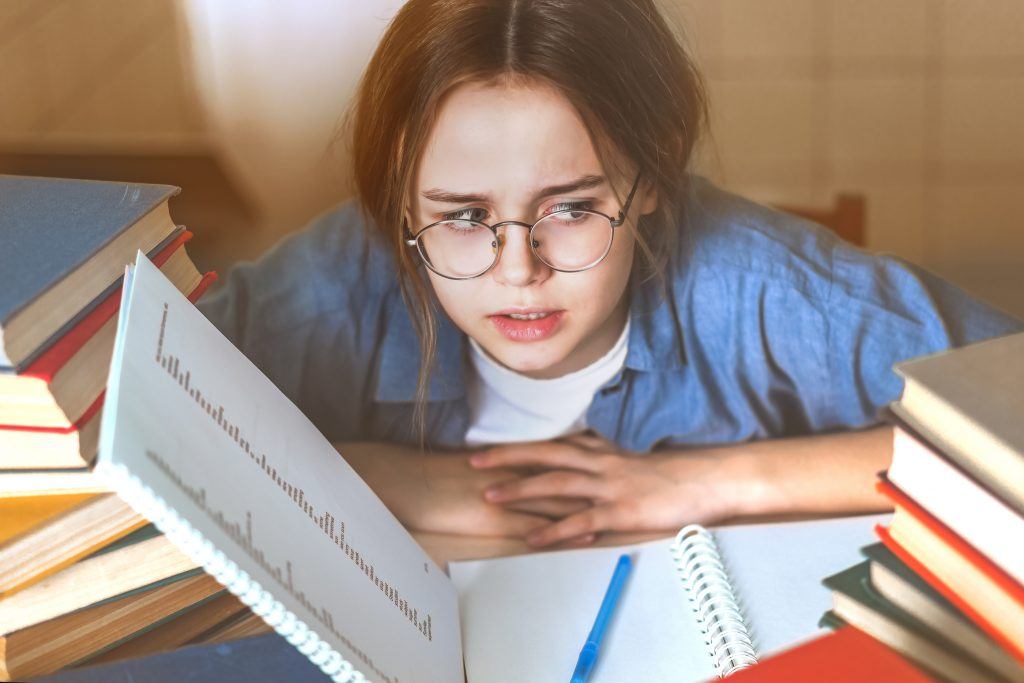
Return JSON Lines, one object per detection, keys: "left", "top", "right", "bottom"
{"left": 99, "top": 254, "right": 884, "bottom": 682}
{"left": 450, "top": 515, "right": 886, "bottom": 682}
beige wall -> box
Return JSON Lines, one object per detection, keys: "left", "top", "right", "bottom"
{"left": 179, "top": 0, "right": 406, "bottom": 236}
{"left": 0, "top": 0, "right": 203, "bottom": 146}
{"left": 664, "top": 0, "right": 1024, "bottom": 317}
{"left": 2, "top": 0, "right": 1021, "bottom": 316}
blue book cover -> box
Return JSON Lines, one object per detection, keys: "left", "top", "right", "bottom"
{"left": 0, "top": 175, "right": 178, "bottom": 368}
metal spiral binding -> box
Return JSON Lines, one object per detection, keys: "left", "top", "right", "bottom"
{"left": 670, "top": 525, "right": 758, "bottom": 678}
{"left": 97, "top": 461, "right": 365, "bottom": 683}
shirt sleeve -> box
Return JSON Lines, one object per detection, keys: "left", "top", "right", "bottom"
{"left": 821, "top": 240, "right": 1024, "bottom": 429}
{"left": 196, "top": 203, "right": 392, "bottom": 441}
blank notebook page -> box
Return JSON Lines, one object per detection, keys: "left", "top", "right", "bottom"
{"left": 451, "top": 538, "right": 715, "bottom": 683}
{"left": 449, "top": 513, "right": 886, "bottom": 683}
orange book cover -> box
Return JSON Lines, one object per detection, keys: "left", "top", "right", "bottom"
{"left": 724, "top": 627, "right": 934, "bottom": 682}
{"left": 0, "top": 493, "right": 99, "bottom": 547}
{"left": 876, "top": 477, "right": 1024, "bottom": 664}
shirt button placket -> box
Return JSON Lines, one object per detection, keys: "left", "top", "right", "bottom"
{"left": 588, "top": 372, "right": 625, "bottom": 443}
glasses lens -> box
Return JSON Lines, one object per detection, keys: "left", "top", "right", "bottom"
{"left": 417, "top": 221, "right": 497, "bottom": 278}
{"left": 533, "top": 210, "right": 614, "bottom": 271}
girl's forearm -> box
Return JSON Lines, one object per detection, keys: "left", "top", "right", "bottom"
{"left": 670, "top": 425, "right": 895, "bottom": 520}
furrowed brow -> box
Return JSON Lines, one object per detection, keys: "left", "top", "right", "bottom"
{"left": 420, "top": 174, "right": 607, "bottom": 204}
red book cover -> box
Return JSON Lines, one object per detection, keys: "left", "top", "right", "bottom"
{"left": 21, "top": 230, "right": 196, "bottom": 382}
{"left": 876, "top": 478, "right": 1024, "bottom": 664}
{"left": 723, "top": 627, "right": 934, "bottom": 682}
{"left": 0, "top": 272, "right": 217, "bottom": 435}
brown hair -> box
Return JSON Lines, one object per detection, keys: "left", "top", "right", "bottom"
{"left": 348, "top": 0, "right": 707, "bottom": 444}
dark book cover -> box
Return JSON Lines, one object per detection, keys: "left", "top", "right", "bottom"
{"left": 0, "top": 174, "right": 178, "bottom": 333}
{"left": 824, "top": 560, "right": 910, "bottom": 626}
{"left": 861, "top": 542, "right": 956, "bottom": 613}
{"left": 824, "top": 560, "right": 1012, "bottom": 681}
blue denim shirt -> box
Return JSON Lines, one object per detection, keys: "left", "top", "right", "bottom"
{"left": 197, "top": 177, "right": 1022, "bottom": 452}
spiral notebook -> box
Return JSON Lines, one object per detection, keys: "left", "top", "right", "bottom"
{"left": 99, "top": 253, "right": 884, "bottom": 682}
{"left": 449, "top": 514, "right": 885, "bottom": 683}
{"left": 99, "top": 254, "right": 464, "bottom": 683}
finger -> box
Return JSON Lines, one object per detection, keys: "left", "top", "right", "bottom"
{"left": 559, "top": 432, "right": 610, "bottom": 451}
{"left": 484, "top": 470, "right": 608, "bottom": 503}
{"left": 551, "top": 533, "right": 598, "bottom": 550}
{"left": 503, "top": 496, "right": 592, "bottom": 519}
{"left": 526, "top": 507, "right": 613, "bottom": 548}
{"left": 469, "top": 442, "right": 602, "bottom": 473}
{"left": 491, "top": 508, "right": 551, "bottom": 538}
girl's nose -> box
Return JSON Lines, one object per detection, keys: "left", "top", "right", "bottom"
{"left": 490, "top": 224, "right": 549, "bottom": 287}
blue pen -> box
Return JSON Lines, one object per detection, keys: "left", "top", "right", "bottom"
{"left": 570, "top": 553, "right": 633, "bottom": 683}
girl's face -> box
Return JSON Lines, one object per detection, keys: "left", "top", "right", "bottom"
{"left": 409, "top": 80, "right": 655, "bottom": 379}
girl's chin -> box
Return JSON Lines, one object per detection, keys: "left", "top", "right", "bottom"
{"left": 486, "top": 343, "right": 573, "bottom": 379}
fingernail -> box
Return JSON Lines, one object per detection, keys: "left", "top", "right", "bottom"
{"left": 526, "top": 533, "right": 544, "bottom": 546}
{"left": 483, "top": 487, "right": 501, "bottom": 501}
{"left": 468, "top": 454, "right": 485, "bottom": 467}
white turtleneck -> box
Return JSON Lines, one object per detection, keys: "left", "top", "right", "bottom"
{"left": 463, "top": 319, "right": 630, "bottom": 446}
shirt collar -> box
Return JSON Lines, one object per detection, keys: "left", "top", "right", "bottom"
{"left": 373, "top": 269, "right": 686, "bottom": 403}
{"left": 623, "top": 270, "right": 687, "bottom": 372}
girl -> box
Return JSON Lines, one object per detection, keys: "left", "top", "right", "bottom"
{"left": 199, "top": 0, "right": 1021, "bottom": 549}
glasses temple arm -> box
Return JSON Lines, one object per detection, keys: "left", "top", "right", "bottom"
{"left": 613, "top": 171, "right": 643, "bottom": 226}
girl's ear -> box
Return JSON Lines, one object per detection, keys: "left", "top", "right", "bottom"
{"left": 638, "top": 179, "right": 658, "bottom": 216}
{"left": 403, "top": 206, "right": 416, "bottom": 234}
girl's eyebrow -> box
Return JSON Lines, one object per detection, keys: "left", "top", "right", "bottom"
{"left": 420, "top": 174, "right": 606, "bottom": 204}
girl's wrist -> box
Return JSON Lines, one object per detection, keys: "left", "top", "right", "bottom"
{"left": 715, "top": 446, "right": 783, "bottom": 518}
{"left": 658, "top": 445, "right": 777, "bottom": 522}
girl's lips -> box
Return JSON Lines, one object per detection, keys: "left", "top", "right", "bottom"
{"left": 489, "top": 311, "right": 565, "bottom": 342}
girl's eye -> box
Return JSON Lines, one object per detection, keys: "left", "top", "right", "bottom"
{"left": 440, "top": 201, "right": 593, "bottom": 223}
{"left": 546, "top": 200, "right": 593, "bottom": 220}
{"left": 441, "top": 207, "right": 488, "bottom": 222}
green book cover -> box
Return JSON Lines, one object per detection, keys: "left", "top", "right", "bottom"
{"left": 823, "top": 560, "right": 910, "bottom": 624}
{"left": 818, "top": 610, "right": 846, "bottom": 631}
{"left": 83, "top": 522, "right": 163, "bottom": 559}
{"left": 823, "top": 559, "right": 1019, "bottom": 682}
{"left": 860, "top": 543, "right": 961, "bottom": 614}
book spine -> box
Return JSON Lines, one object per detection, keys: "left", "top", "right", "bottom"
{"left": 22, "top": 230, "right": 195, "bottom": 381}
{"left": 670, "top": 525, "right": 758, "bottom": 677}
{"left": 96, "top": 456, "right": 362, "bottom": 682}
{"left": 0, "top": 273, "right": 216, "bottom": 434}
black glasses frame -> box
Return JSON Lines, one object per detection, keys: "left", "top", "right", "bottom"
{"left": 404, "top": 173, "right": 642, "bottom": 280}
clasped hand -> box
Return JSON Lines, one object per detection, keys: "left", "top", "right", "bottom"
{"left": 338, "top": 435, "right": 730, "bottom": 550}
{"left": 469, "top": 433, "right": 729, "bottom": 548}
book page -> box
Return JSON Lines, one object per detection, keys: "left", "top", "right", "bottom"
{"left": 712, "top": 513, "right": 889, "bottom": 655}
{"left": 98, "top": 254, "right": 463, "bottom": 683}
{"left": 449, "top": 538, "right": 717, "bottom": 683}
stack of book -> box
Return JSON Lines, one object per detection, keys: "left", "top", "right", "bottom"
{"left": 0, "top": 176, "right": 267, "bottom": 681}
{"left": 822, "top": 332, "right": 1024, "bottom": 682}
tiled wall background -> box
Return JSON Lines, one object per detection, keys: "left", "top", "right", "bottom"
{"left": 1, "top": 0, "right": 1021, "bottom": 317}
{"left": 666, "top": 0, "right": 1024, "bottom": 317}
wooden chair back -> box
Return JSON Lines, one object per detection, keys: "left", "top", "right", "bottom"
{"left": 776, "top": 194, "right": 866, "bottom": 247}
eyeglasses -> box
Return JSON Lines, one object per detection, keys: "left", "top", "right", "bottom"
{"left": 404, "top": 174, "right": 641, "bottom": 280}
